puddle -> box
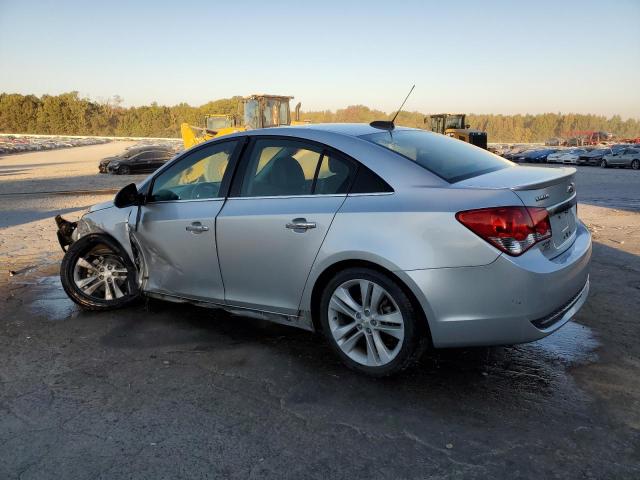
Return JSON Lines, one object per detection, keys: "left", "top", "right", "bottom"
{"left": 19, "top": 276, "right": 601, "bottom": 377}
{"left": 26, "top": 275, "right": 79, "bottom": 321}
{"left": 523, "top": 321, "right": 600, "bottom": 365}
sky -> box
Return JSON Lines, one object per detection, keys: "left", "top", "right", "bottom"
{"left": 0, "top": 0, "right": 639, "bottom": 118}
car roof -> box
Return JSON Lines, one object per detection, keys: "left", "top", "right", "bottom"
{"left": 243, "top": 123, "right": 415, "bottom": 138}
{"left": 140, "top": 123, "right": 446, "bottom": 192}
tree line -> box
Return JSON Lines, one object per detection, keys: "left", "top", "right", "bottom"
{"left": 1, "top": 92, "right": 639, "bottom": 142}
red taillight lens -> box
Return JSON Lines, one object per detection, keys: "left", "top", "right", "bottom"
{"left": 456, "top": 206, "right": 552, "bottom": 256}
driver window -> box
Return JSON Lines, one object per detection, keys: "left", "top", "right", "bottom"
{"left": 150, "top": 140, "right": 238, "bottom": 202}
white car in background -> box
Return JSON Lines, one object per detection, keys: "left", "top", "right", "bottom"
{"left": 547, "top": 149, "right": 587, "bottom": 164}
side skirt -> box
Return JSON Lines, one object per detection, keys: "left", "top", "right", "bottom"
{"left": 143, "top": 291, "right": 315, "bottom": 332}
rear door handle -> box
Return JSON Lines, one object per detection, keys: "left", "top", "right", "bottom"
{"left": 286, "top": 218, "right": 316, "bottom": 231}
{"left": 186, "top": 221, "right": 209, "bottom": 234}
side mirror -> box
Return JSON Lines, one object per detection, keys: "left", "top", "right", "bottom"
{"left": 114, "top": 183, "right": 141, "bottom": 208}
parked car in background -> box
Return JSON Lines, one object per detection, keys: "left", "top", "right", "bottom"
{"left": 0, "top": 135, "right": 110, "bottom": 155}
{"left": 106, "top": 148, "right": 175, "bottom": 175}
{"left": 502, "top": 145, "right": 529, "bottom": 161}
{"left": 547, "top": 149, "right": 587, "bottom": 164}
{"left": 546, "top": 150, "right": 566, "bottom": 164}
{"left": 515, "top": 148, "right": 558, "bottom": 163}
{"left": 55, "top": 124, "right": 591, "bottom": 376}
{"left": 577, "top": 148, "right": 609, "bottom": 166}
{"left": 99, "top": 145, "right": 176, "bottom": 173}
{"left": 601, "top": 148, "right": 640, "bottom": 169}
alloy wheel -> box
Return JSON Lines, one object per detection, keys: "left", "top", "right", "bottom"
{"left": 328, "top": 279, "right": 405, "bottom": 367}
{"left": 632, "top": 160, "right": 639, "bottom": 170}
{"left": 73, "top": 253, "right": 130, "bottom": 301}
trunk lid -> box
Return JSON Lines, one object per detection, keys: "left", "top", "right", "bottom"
{"left": 456, "top": 166, "right": 578, "bottom": 258}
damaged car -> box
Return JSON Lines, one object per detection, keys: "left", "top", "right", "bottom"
{"left": 56, "top": 124, "right": 592, "bottom": 376}
{"left": 99, "top": 145, "right": 176, "bottom": 174}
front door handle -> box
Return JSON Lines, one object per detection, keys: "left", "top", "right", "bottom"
{"left": 286, "top": 218, "right": 317, "bottom": 231}
{"left": 186, "top": 221, "right": 209, "bottom": 234}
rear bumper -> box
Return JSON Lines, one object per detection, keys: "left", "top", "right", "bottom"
{"left": 403, "top": 221, "right": 592, "bottom": 348}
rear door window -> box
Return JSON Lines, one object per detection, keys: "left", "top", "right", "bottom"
{"left": 361, "top": 129, "right": 512, "bottom": 183}
{"left": 237, "top": 138, "right": 356, "bottom": 197}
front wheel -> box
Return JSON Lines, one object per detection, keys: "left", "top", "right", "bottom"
{"left": 600, "top": 160, "right": 608, "bottom": 168}
{"left": 631, "top": 159, "right": 640, "bottom": 170}
{"left": 118, "top": 165, "right": 131, "bottom": 175}
{"left": 319, "top": 268, "right": 426, "bottom": 377}
{"left": 60, "top": 234, "right": 140, "bottom": 310}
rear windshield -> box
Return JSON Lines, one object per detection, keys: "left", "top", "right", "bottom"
{"left": 361, "top": 130, "right": 512, "bottom": 183}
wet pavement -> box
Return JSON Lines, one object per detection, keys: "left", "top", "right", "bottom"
{"left": 1, "top": 149, "right": 639, "bottom": 479}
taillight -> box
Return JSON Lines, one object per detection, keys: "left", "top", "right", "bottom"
{"left": 456, "top": 206, "right": 552, "bottom": 256}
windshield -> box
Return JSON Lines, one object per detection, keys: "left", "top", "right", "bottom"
{"left": 262, "top": 99, "right": 289, "bottom": 127}
{"left": 206, "top": 116, "right": 232, "bottom": 130}
{"left": 361, "top": 129, "right": 512, "bottom": 183}
{"left": 244, "top": 99, "right": 260, "bottom": 129}
{"left": 444, "top": 115, "right": 465, "bottom": 130}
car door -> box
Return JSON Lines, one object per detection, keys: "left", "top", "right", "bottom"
{"left": 216, "top": 136, "right": 356, "bottom": 315}
{"left": 624, "top": 149, "right": 638, "bottom": 167}
{"left": 143, "top": 150, "right": 164, "bottom": 172}
{"left": 131, "top": 139, "right": 242, "bottom": 302}
{"left": 125, "top": 152, "right": 146, "bottom": 173}
{"left": 610, "top": 149, "right": 624, "bottom": 166}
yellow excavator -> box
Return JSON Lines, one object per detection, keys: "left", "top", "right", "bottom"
{"left": 180, "top": 94, "right": 304, "bottom": 149}
{"left": 427, "top": 113, "right": 487, "bottom": 149}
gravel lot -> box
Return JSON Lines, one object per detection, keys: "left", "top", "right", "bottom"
{"left": 1, "top": 145, "right": 639, "bottom": 479}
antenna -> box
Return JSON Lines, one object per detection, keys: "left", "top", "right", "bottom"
{"left": 391, "top": 84, "right": 415, "bottom": 124}
{"left": 370, "top": 85, "right": 415, "bottom": 131}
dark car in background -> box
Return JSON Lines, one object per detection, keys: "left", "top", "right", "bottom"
{"left": 106, "top": 148, "right": 175, "bottom": 175}
{"left": 577, "top": 148, "right": 610, "bottom": 166}
{"left": 99, "top": 145, "right": 176, "bottom": 174}
{"left": 514, "top": 148, "right": 558, "bottom": 163}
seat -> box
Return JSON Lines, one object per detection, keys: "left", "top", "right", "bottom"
{"left": 318, "top": 156, "right": 350, "bottom": 194}
{"left": 253, "top": 155, "right": 306, "bottom": 196}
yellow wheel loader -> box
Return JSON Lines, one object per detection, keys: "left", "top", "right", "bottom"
{"left": 428, "top": 113, "right": 487, "bottom": 149}
{"left": 180, "top": 94, "right": 304, "bottom": 149}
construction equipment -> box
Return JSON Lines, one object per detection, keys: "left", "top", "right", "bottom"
{"left": 180, "top": 95, "right": 303, "bottom": 149}
{"left": 427, "top": 114, "right": 488, "bottom": 149}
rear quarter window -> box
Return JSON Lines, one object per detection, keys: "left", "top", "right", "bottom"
{"left": 361, "top": 130, "right": 512, "bottom": 183}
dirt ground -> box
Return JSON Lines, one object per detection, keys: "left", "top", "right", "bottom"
{"left": 0, "top": 145, "right": 639, "bottom": 479}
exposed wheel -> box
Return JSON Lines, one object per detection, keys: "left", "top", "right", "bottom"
{"left": 118, "top": 165, "right": 131, "bottom": 175}
{"left": 319, "top": 268, "right": 426, "bottom": 377}
{"left": 632, "top": 159, "right": 640, "bottom": 170}
{"left": 60, "top": 234, "right": 139, "bottom": 310}
{"left": 600, "top": 160, "right": 608, "bottom": 168}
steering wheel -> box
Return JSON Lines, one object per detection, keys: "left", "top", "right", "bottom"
{"left": 192, "top": 182, "right": 217, "bottom": 199}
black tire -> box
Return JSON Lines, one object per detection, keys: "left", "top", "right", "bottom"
{"left": 60, "top": 234, "right": 140, "bottom": 311}
{"left": 319, "top": 267, "right": 427, "bottom": 377}
{"left": 118, "top": 165, "right": 131, "bottom": 175}
{"left": 632, "top": 159, "right": 640, "bottom": 170}
{"left": 600, "top": 160, "right": 608, "bottom": 168}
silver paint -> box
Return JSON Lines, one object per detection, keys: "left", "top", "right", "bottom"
{"left": 69, "top": 124, "right": 592, "bottom": 347}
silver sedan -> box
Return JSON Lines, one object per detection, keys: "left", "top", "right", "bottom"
{"left": 56, "top": 124, "right": 591, "bottom": 376}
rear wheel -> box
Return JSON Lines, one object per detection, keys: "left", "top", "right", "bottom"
{"left": 60, "top": 235, "right": 139, "bottom": 310}
{"left": 319, "top": 268, "right": 426, "bottom": 377}
{"left": 600, "top": 159, "right": 608, "bottom": 168}
{"left": 632, "top": 159, "right": 640, "bottom": 170}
